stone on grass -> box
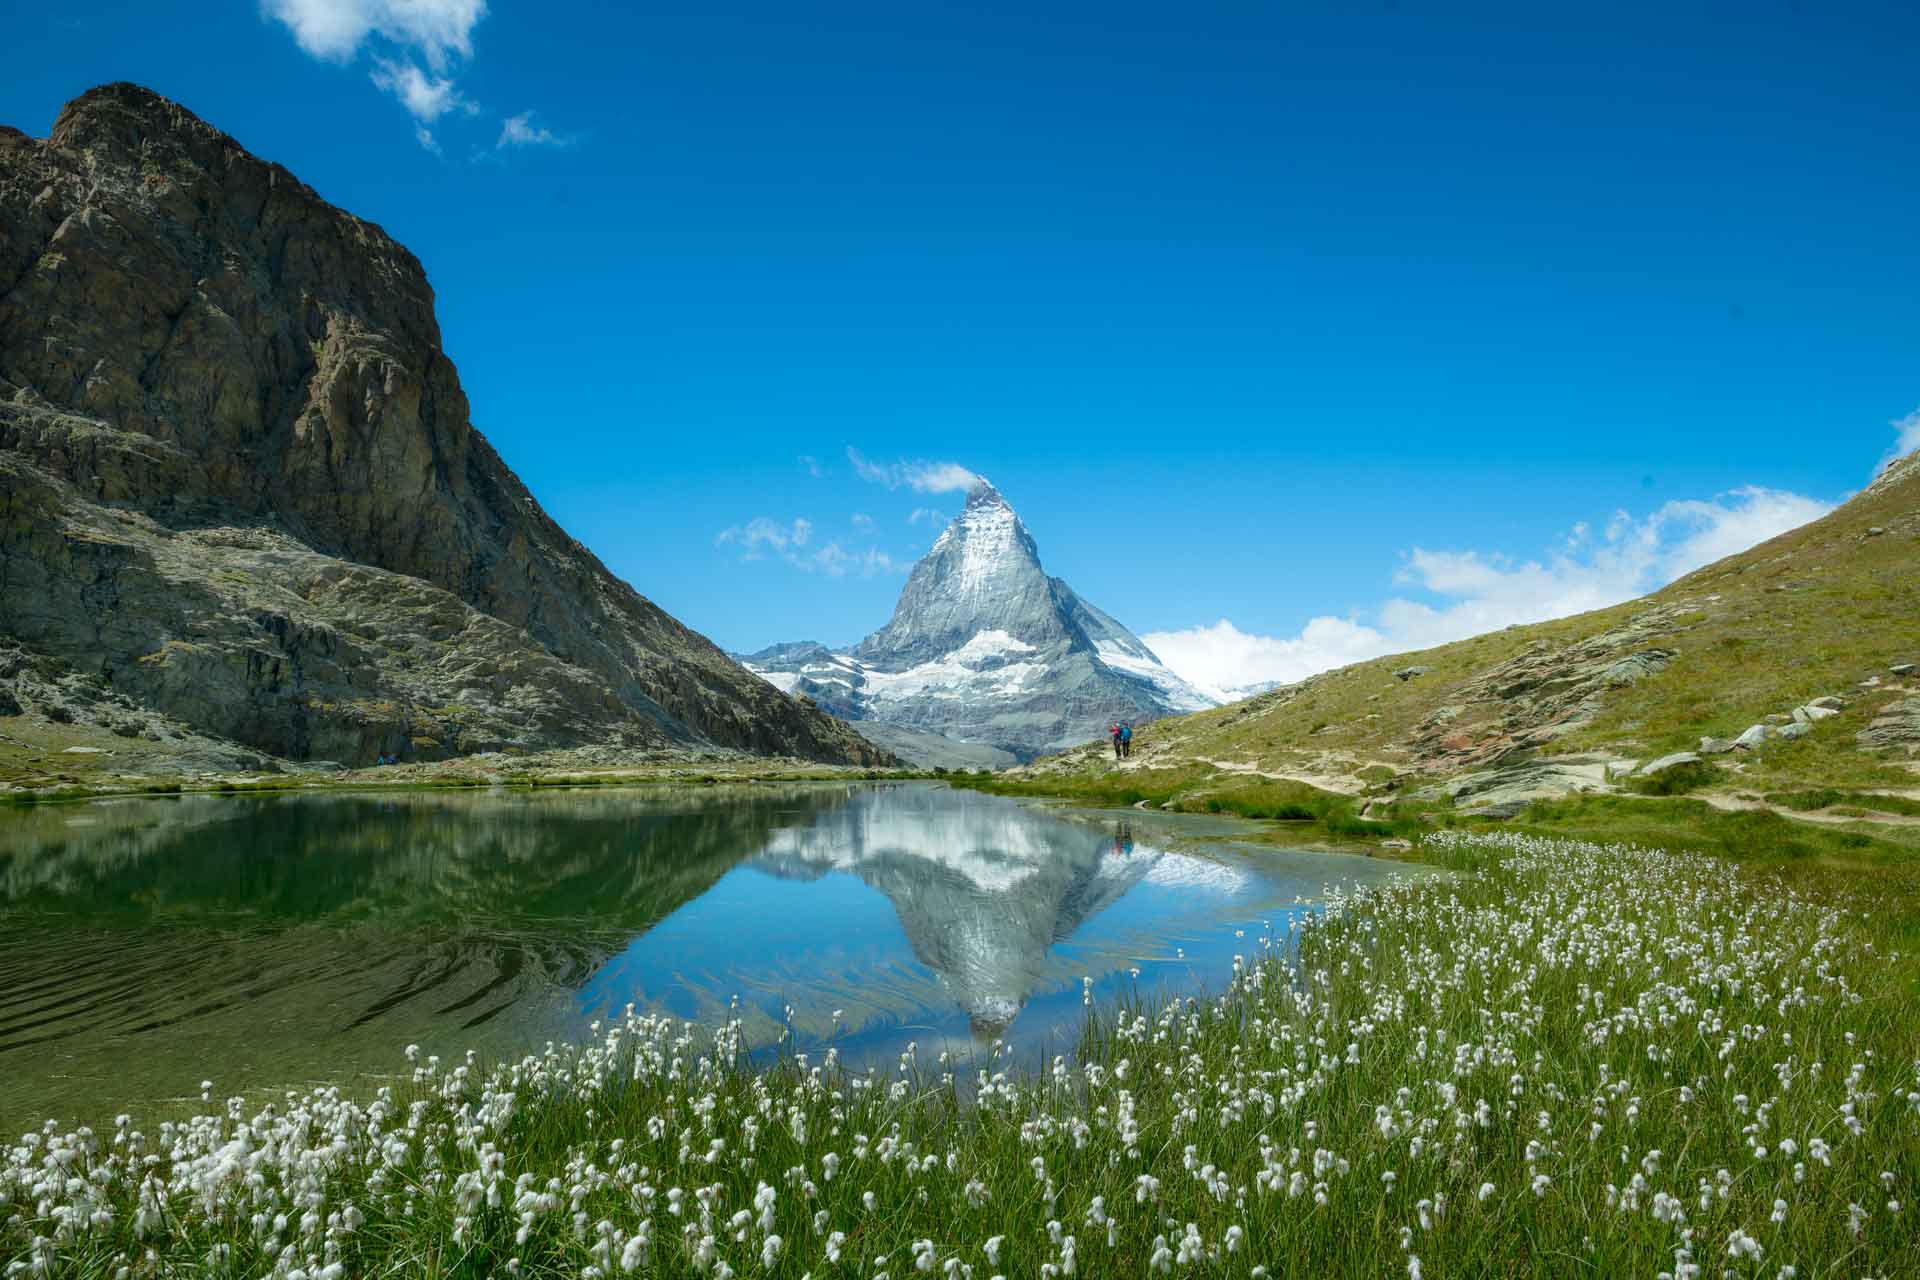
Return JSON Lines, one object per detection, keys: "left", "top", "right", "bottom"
{"left": 1892, "top": 663, "right": 1917, "bottom": 676}
{"left": 1637, "top": 751, "right": 1701, "bottom": 776}
{"left": 1808, "top": 696, "right": 1846, "bottom": 710}
{"left": 1734, "top": 724, "right": 1772, "bottom": 749}
{"left": 1699, "top": 737, "right": 1737, "bottom": 754}
{"left": 1776, "top": 721, "right": 1811, "bottom": 740}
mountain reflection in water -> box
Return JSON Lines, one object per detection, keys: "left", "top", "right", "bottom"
{"left": 0, "top": 782, "right": 1410, "bottom": 1127}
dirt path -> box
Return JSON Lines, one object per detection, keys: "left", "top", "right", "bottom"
{"left": 1695, "top": 790, "right": 1920, "bottom": 828}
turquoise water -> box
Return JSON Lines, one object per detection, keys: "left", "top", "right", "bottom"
{"left": 0, "top": 782, "right": 1410, "bottom": 1127}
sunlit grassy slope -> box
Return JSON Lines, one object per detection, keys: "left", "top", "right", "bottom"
{"left": 1028, "top": 448, "right": 1920, "bottom": 799}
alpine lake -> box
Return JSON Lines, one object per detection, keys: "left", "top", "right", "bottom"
{"left": 0, "top": 781, "right": 1422, "bottom": 1129}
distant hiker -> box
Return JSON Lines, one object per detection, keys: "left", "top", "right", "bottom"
{"left": 1120, "top": 722, "right": 1133, "bottom": 758}
{"left": 1109, "top": 722, "right": 1123, "bottom": 759}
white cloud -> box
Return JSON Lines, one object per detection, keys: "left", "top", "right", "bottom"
{"left": 716, "top": 516, "right": 811, "bottom": 559}
{"left": 908, "top": 507, "right": 944, "bottom": 526}
{"left": 716, "top": 519, "right": 901, "bottom": 578}
{"left": 846, "top": 447, "right": 984, "bottom": 495}
{"left": 267, "top": 0, "right": 565, "bottom": 153}
{"left": 1144, "top": 484, "right": 1834, "bottom": 701}
{"left": 263, "top": 0, "right": 485, "bottom": 69}
{"left": 498, "top": 110, "right": 567, "bottom": 148}
{"left": 851, "top": 513, "right": 874, "bottom": 529}
{"left": 370, "top": 57, "right": 471, "bottom": 122}
{"left": 799, "top": 455, "right": 823, "bottom": 479}
{"left": 1878, "top": 407, "right": 1920, "bottom": 477}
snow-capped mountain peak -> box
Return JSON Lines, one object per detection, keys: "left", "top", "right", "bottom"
{"left": 740, "top": 484, "right": 1218, "bottom": 760}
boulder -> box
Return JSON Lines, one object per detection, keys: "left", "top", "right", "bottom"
{"left": 1734, "top": 724, "right": 1772, "bottom": 749}
{"left": 1698, "top": 737, "right": 1737, "bottom": 754}
{"left": 1776, "top": 721, "right": 1811, "bottom": 740}
{"left": 1763, "top": 713, "right": 1792, "bottom": 726}
{"left": 1866, "top": 526, "right": 1886, "bottom": 537}
{"left": 1794, "top": 705, "right": 1838, "bottom": 723}
{"left": 1808, "top": 696, "right": 1846, "bottom": 710}
{"left": 1637, "top": 751, "right": 1701, "bottom": 775}
{"left": 1892, "top": 663, "right": 1917, "bottom": 677}
{"left": 1857, "top": 698, "right": 1920, "bottom": 754}
{"left": 1394, "top": 666, "right": 1431, "bottom": 682}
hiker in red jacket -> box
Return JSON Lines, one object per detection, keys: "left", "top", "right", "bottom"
{"left": 1109, "top": 722, "right": 1123, "bottom": 760}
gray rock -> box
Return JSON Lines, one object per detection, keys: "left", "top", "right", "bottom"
{"left": 1637, "top": 751, "right": 1701, "bottom": 775}
{"left": 1698, "top": 737, "right": 1737, "bottom": 754}
{"left": 1866, "top": 526, "right": 1886, "bottom": 537}
{"left": 1734, "top": 724, "right": 1772, "bottom": 749}
{"left": 1892, "top": 663, "right": 1917, "bottom": 676}
{"left": 1808, "top": 696, "right": 1846, "bottom": 710}
{"left": 1776, "top": 721, "right": 1811, "bottom": 740}
{"left": 1763, "top": 713, "right": 1792, "bottom": 726}
{"left": 1795, "top": 704, "right": 1838, "bottom": 723}
{"left": 1857, "top": 698, "right": 1920, "bottom": 754}
{"left": 1393, "top": 666, "right": 1431, "bottom": 682}
{"left": 1446, "top": 757, "right": 1612, "bottom": 813}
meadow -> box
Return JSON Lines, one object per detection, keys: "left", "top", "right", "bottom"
{"left": 6, "top": 826, "right": 1917, "bottom": 1278}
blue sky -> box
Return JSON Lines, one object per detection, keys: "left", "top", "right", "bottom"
{"left": 6, "top": 2, "right": 1917, "bottom": 691}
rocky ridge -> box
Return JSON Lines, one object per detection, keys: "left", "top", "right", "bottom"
{"left": 0, "top": 84, "right": 885, "bottom": 768}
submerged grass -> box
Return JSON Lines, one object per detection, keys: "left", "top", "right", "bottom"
{"left": 7, "top": 831, "right": 1918, "bottom": 1278}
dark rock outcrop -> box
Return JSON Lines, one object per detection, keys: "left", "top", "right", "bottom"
{"left": 0, "top": 84, "right": 884, "bottom": 765}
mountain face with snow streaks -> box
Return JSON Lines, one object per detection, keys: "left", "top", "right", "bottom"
{"left": 739, "top": 483, "right": 1215, "bottom": 760}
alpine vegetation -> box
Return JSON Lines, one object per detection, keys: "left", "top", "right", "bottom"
{"left": 6, "top": 834, "right": 1916, "bottom": 1278}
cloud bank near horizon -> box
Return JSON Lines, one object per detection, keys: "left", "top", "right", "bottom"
{"left": 1143, "top": 484, "right": 1835, "bottom": 700}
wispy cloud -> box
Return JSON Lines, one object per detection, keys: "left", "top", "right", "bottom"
{"left": 716, "top": 517, "right": 902, "bottom": 578}
{"left": 370, "top": 56, "right": 475, "bottom": 124}
{"left": 1877, "top": 406, "right": 1920, "bottom": 478}
{"left": 265, "top": 0, "right": 569, "bottom": 154}
{"left": 846, "top": 447, "right": 983, "bottom": 495}
{"left": 715, "top": 516, "right": 812, "bottom": 559}
{"left": 263, "top": 0, "right": 486, "bottom": 67}
{"left": 1144, "top": 484, "right": 1834, "bottom": 701}
{"left": 497, "top": 110, "right": 569, "bottom": 149}
{"left": 907, "top": 507, "right": 944, "bottom": 526}
{"left": 851, "top": 513, "right": 874, "bottom": 529}
{"left": 799, "top": 455, "right": 823, "bottom": 479}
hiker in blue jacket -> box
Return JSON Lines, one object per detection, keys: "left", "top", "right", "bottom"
{"left": 1119, "top": 722, "right": 1133, "bottom": 759}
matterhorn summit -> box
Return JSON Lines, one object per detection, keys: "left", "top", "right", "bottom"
{"left": 738, "top": 480, "right": 1214, "bottom": 762}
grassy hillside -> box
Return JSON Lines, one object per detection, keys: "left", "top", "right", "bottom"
{"left": 996, "top": 449, "right": 1920, "bottom": 975}
{"left": 1025, "top": 447, "right": 1919, "bottom": 800}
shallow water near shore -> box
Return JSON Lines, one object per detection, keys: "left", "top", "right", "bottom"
{"left": 0, "top": 781, "right": 1414, "bottom": 1127}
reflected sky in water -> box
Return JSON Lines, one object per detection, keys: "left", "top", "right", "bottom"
{"left": 0, "top": 783, "right": 1412, "bottom": 1125}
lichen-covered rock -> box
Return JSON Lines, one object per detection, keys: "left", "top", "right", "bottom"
{"left": 1857, "top": 698, "right": 1920, "bottom": 755}
{"left": 0, "top": 84, "right": 885, "bottom": 766}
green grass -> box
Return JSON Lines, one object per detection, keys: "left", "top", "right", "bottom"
{"left": 951, "top": 767, "right": 1430, "bottom": 840}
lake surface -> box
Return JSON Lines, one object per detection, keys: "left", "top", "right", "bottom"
{"left": 0, "top": 782, "right": 1412, "bottom": 1126}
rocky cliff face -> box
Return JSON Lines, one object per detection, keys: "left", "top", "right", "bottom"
{"left": 741, "top": 483, "right": 1214, "bottom": 759}
{"left": 0, "top": 83, "right": 884, "bottom": 766}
